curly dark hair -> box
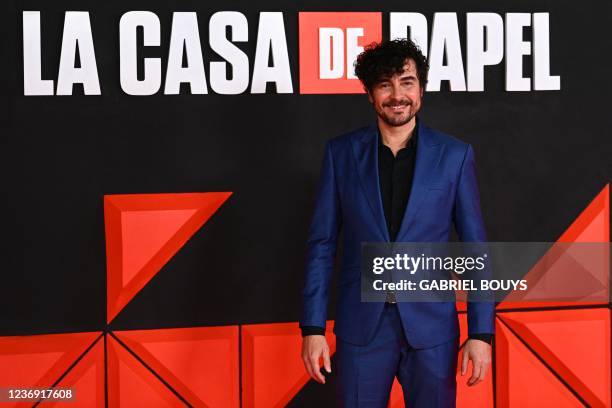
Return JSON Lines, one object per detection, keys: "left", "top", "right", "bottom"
{"left": 354, "top": 38, "right": 429, "bottom": 92}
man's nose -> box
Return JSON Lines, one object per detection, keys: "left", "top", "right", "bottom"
{"left": 391, "top": 83, "right": 402, "bottom": 99}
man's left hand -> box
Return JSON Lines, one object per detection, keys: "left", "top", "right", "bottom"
{"left": 460, "top": 339, "right": 492, "bottom": 386}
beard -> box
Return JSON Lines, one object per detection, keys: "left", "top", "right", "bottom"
{"left": 376, "top": 99, "right": 419, "bottom": 127}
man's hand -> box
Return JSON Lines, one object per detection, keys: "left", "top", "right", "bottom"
{"left": 460, "top": 339, "right": 492, "bottom": 386}
{"left": 301, "top": 335, "right": 331, "bottom": 384}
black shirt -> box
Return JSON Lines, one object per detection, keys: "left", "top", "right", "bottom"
{"left": 302, "top": 123, "right": 492, "bottom": 344}
{"left": 377, "top": 124, "right": 418, "bottom": 242}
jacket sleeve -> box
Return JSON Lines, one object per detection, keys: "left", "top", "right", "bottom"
{"left": 453, "top": 144, "right": 495, "bottom": 336}
{"left": 300, "top": 141, "right": 342, "bottom": 329}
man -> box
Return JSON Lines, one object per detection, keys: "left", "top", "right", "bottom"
{"left": 300, "top": 39, "right": 494, "bottom": 407}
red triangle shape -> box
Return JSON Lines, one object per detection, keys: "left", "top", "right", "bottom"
{"left": 559, "top": 184, "right": 609, "bottom": 243}
{"left": 104, "top": 192, "right": 232, "bottom": 323}
{"left": 498, "top": 309, "right": 610, "bottom": 407}
{"left": 39, "top": 336, "right": 105, "bottom": 407}
{"left": 107, "top": 334, "right": 185, "bottom": 407}
{"left": 120, "top": 209, "right": 197, "bottom": 286}
{"left": 241, "top": 321, "right": 336, "bottom": 407}
{"left": 113, "top": 326, "right": 239, "bottom": 408}
{"left": 498, "top": 184, "right": 609, "bottom": 310}
{"left": 0, "top": 331, "right": 101, "bottom": 407}
{"left": 495, "top": 318, "right": 583, "bottom": 407}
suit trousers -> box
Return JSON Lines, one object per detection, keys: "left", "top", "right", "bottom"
{"left": 335, "top": 303, "right": 459, "bottom": 408}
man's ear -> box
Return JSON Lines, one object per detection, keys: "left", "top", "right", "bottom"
{"left": 366, "top": 88, "right": 373, "bottom": 103}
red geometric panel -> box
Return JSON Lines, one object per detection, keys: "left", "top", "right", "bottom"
{"left": 106, "top": 334, "right": 185, "bottom": 407}
{"left": 104, "top": 192, "right": 232, "bottom": 323}
{"left": 0, "top": 332, "right": 101, "bottom": 408}
{"left": 495, "top": 318, "right": 584, "bottom": 407}
{"left": 119, "top": 209, "right": 198, "bottom": 287}
{"left": 558, "top": 184, "right": 609, "bottom": 244}
{"left": 498, "top": 184, "right": 610, "bottom": 310}
{"left": 113, "top": 326, "right": 239, "bottom": 408}
{"left": 498, "top": 308, "right": 611, "bottom": 407}
{"left": 39, "top": 336, "right": 105, "bottom": 407}
{"left": 241, "top": 321, "right": 336, "bottom": 407}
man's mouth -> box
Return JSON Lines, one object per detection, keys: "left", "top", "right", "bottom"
{"left": 387, "top": 104, "right": 408, "bottom": 112}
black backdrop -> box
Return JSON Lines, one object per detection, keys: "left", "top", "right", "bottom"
{"left": 2, "top": 0, "right": 611, "bottom": 358}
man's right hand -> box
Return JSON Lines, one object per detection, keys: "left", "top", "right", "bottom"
{"left": 301, "top": 335, "right": 331, "bottom": 384}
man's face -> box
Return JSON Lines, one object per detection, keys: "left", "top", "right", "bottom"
{"left": 367, "top": 59, "right": 423, "bottom": 127}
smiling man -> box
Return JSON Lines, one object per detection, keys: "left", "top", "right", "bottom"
{"left": 300, "top": 39, "right": 495, "bottom": 407}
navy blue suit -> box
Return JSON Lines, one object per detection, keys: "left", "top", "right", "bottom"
{"left": 301, "top": 120, "right": 494, "bottom": 407}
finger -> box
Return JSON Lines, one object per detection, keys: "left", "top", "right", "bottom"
{"left": 306, "top": 357, "right": 318, "bottom": 382}
{"left": 471, "top": 363, "right": 485, "bottom": 386}
{"left": 323, "top": 348, "right": 332, "bottom": 373}
{"left": 468, "top": 360, "right": 482, "bottom": 386}
{"left": 310, "top": 356, "right": 325, "bottom": 384}
{"left": 461, "top": 349, "right": 469, "bottom": 376}
{"left": 303, "top": 356, "right": 315, "bottom": 380}
{"left": 477, "top": 362, "right": 488, "bottom": 384}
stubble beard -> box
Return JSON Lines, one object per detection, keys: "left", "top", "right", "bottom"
{"left": 377, "top": 104, "right": 418, "bottom": 127}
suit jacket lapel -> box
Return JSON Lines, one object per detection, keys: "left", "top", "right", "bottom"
{"left": 350, "top": 124, "right": 390, "bottom": 242}
{"left": 397, "top": 122, "right": 443, "bottom": 240}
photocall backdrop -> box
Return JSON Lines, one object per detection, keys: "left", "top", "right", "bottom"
{"left": 1, "top": 0, "right": 611, "bottom": 406}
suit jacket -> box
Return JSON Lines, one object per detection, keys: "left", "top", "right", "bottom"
{"left": 300, "top": 120, "right": 495, "bottom": 348}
